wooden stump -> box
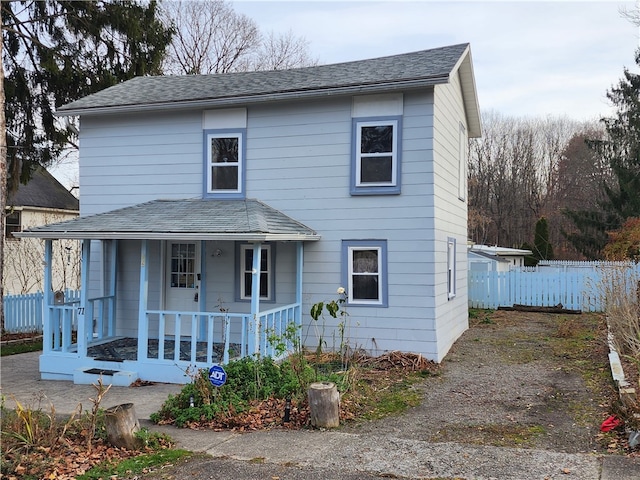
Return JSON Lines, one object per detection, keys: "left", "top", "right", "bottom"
{"left": 308, "top": 381, "right": 339, "bottom": 428}
{"left": 104, "top": 403, "right": 141, "bottom": 450}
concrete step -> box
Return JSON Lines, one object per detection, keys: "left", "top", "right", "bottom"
{"left": 73, "top": 367, "right": 137, "bottom": 386}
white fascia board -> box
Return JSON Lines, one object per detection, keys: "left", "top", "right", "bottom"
{"left": 15, "top": 231, "right": 321, "bottom": 242}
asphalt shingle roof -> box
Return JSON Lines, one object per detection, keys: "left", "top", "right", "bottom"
{"left": 57, "top": 44, "right": 470, "bottom": 114}
{"left": 7, "top": 168, "right": 79, "bottom": 211}
{"left": 19, "top": 199, "right": 319, "bottom": 241}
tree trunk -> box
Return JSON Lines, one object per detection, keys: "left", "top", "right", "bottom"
{"left": 0, "top": 5, "right": 7, "bottom": 332}
{"left": 308, "top": 382, "right": 339, "bottom": 428}
{"left": 104, "top": 403, "right": 141, "bottom": 450}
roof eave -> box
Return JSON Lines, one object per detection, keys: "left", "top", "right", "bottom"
{"left": 15, "top": 231, "right": 321, "bottom": 242}
{"left": 450, "top": 45, "right": 482, "bottom": 138}
{"left": 55, "top": 77, "right": 450, "bottom": 117}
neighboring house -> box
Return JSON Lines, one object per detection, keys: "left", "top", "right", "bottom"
{"left": 20, "top": 43, "right": 481, "bottom": 384}
{"left": 468, "top": 244, "right": 532, "bottom": 272}
{"left": 4, "top": 168, "right": 80, "bottom": 295}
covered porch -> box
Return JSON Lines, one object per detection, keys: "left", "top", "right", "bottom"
{"left": 19, "top": 199, "right": 320, "bottom": 385}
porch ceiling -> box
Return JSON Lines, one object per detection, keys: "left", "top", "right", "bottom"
{"left": 17, "top": 198, "right": 321, "bottom": 241}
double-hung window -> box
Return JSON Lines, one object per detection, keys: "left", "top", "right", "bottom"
{"left": 5, "top": 210, "right": 20, "bottom": 240}
{"left": 351, "top": 118, "right": 401, "bottom": 195}
{"left": 342, "top": 240, "right": 388, "bottom": 306}
{"left": 238, "top": 244, "right": 273, "bottom": 301}
{"left": 204, "top": 130, "right": 245, "bottom": 198}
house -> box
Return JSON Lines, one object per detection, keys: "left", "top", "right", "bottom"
{"left": 4, "top": 168, "right": 80, "bottom": 295}
{"left": 468, "top": 244, "right": 532, "bottom": 272}
{"left": 19, "top": 43, "right": 481, "bottom": 384}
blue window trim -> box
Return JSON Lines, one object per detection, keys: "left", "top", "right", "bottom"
{"left": 203, "top": 128, "right": 247, "bottom": 199}
{"left": 350, "top": 116, "right": 402, "bottom": 196}
{"left": 234, "top": 242, "right": 276, "bottom": 303}
{"left": 341, "top": 239, "right": 388, "bottom": 307}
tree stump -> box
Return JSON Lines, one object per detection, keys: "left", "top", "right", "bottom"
{"left": 104, "top": 403, "right": 141, "bottom": 450}
{"left": 308, "top": 381, "right": 340, "bottom": 428}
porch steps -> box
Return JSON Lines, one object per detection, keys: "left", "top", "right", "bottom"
{"left": 74, "top": 367, "right": 138, "bottom": 386}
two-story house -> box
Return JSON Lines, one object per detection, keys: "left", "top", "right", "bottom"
{"left": 20, "top": 43, "right": 481, "bottom": 385}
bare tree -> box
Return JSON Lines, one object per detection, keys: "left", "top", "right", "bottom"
{"left": 161, "top": 0, "right": 316, "bottom": 75}
{"left": 3, "top": 212, "right": 81, "bottom": 295}
{"left": 1, "top": 4, "right": 6, "bottom": 331}
{"left": 468, "top": 110, "right": 593, "bottom": 256}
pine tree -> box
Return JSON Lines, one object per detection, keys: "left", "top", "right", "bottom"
{"left": 2, "top": 1, "right": 173, "bottom": 195}
{"left": 533, "top": 217, "right": 554, "bottom": 262}
{"left": 564, "top": 49, "right": 640, "bottom": 259}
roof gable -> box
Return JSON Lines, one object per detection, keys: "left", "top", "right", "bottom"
{"left": 56, "top": 43, "right": 480, "bottom": 136}
{"left": 7, "top": 168, "right": 79, "bottom": 211}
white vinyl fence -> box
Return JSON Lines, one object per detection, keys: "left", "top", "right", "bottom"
{"left": 468, "top": 261, "right": 640, "bottom": 312}
{"left": 3, "top": 290, "right": 80, "bottom": 333}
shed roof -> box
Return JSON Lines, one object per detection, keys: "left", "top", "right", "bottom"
{"left": 57, "top": 43, "right": 481, "bottom": 137}
{"left": 17, "top": 199, "right": 320, "bottom": 242}
{"left": 7, "top": 168, "right": 79, "bottom": 212}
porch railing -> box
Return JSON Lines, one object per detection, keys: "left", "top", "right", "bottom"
{"left": 143, "top": 302, "right": 301, "bottom": 366}
{"left": 259, "top": 303, "right": 302, "bottom": 359}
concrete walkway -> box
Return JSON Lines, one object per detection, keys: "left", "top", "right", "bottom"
{"left": 2, "top": 351, "right": 639, "bottom": 480}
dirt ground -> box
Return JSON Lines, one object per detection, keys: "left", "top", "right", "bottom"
{"left": 346, "top": 310, "right": 619, "bottom": 454}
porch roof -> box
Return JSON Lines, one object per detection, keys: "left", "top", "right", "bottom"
{"left": 17, "top": 198, "right": 320, "bottom": 241}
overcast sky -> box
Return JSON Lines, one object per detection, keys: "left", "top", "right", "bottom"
{"left": 234, "top": 0, "right": 638, "bottom": 121}
{"left": 50, "top": 0, "right": 638, "bottom": 188}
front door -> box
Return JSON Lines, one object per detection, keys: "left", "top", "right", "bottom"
{"left": 165, "top": 242, "right": 200, "bottom": 337}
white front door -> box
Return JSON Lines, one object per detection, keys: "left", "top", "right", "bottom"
{"left": 165, "top": 242, "right": 200, "bottom": 337}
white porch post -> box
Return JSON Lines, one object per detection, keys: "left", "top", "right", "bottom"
{"left": 107, "top": 240, "right": 118, "bottom": 336}
{"left": 77, "top": 239, "right": 91, "bottom": 358}
{"left": 43, "top": 240, "right": 53, "bottom": 353}
{"left": 137, "top": 240, "right": 149, "bottom": 361}
{"left": 198, "top": 240, "right": 207, "bottom": 341}
{"left": 249, "top": 242, "right": 262, "bottom": 356}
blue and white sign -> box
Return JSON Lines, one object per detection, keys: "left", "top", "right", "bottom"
{"left": 208, "top": 364, "right": 227, "bottom": 387}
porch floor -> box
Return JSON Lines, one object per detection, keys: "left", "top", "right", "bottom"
{"left": 87, "top": 337, "right": 240, "bottom": 363}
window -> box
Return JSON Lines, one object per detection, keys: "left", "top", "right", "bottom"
{"left": 5, "top": 210, "right": 20, "bottom": 240}
{"left": 447, "top": 237, "right": 456, "bottom": 299}
{"left": 204, "top": 130, "right": 245, "bottom": 198}
{"left": 342, "top": 240, "right": 388, "bottom": 306}
{"left": 170, "top": 243, "right": 196, "bottom": 288}
{"left": 351, "top": 118, "right": 401, "bottom": 195}
{"left": 458, "top": 122, "right": 467, "bottom": 201}
{"left": 239, "top": 244, "right": 273, "bottom": 300}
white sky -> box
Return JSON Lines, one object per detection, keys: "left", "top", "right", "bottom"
{"left": 50, "top": 0, "right": 638, "bottom": 188}
{"left": 234, "top": 0, "right": 637, "bottom": 120}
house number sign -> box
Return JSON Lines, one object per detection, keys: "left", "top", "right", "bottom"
{"left": 208, "top": 364, "right": 227, "bottom": 387}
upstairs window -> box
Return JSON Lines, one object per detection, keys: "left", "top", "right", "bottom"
{"left": 204, "top": 130, "right": 245, "bottom": 198}
{"left": 351, "top": 118, "right": 401, "bottom": 195}
{"left": 5, "top": 210, "right": 20, "bottom": 240}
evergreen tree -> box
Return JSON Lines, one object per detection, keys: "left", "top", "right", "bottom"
{"left": 564, "top": 49, "right": 640, "bottom": 259}
{"left": 533, "top": 217, "right": 554, "bottom": 262}
{"left": 2, "top": 0, "right": 173, "bottom": 195}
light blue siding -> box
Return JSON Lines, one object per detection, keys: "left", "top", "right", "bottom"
{"left": 78, "top": 86, "right": 469, "bottom": 361}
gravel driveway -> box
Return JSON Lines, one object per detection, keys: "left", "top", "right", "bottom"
{"left": 346, "top": 310, "right": 612, "bottom": 453}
